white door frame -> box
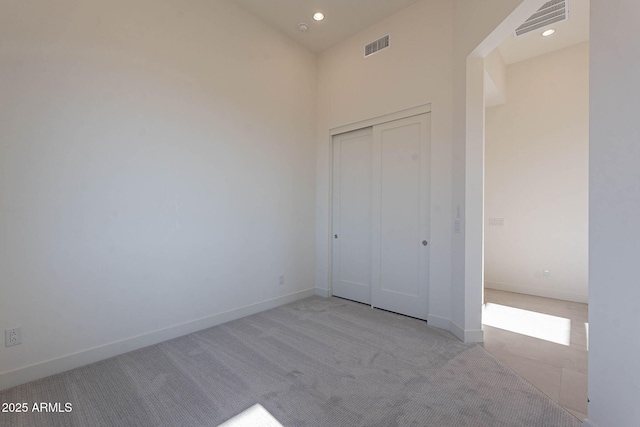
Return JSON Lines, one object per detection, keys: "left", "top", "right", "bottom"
{"left": 327, "top": 104, "right": 431, "bottom": 301}
{"left": 463, "top": 0, "right": 548, "bottom": 340}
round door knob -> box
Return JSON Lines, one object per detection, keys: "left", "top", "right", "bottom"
{"left": 422, "top": 240, "right": 428, "bottom": 246}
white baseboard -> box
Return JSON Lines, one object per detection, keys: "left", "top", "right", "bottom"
{"left": 449, "top": 321, "right": 465, "bottom": 342}
{"left": 463, "top": 328, "right": 485, "bottom": 343}
{"left": 315, "top": 287, "right": 330, "bottom": 298}
{"left": 427, "top": 314, "right": 452, "bottom": 331}
{"left": 450, "top": 320, "right": 484, "bottom": 343}
{"left": 429, "top": 315, "right": 484, "bottom": 343}
{"left": 582, "top": 419, "right": 598, "bottom": 427}
{"left": 485, "top": 281, "right": 588, "bottom": 304}
{"left": 0, "top": 288, "right": 316, "bottom": 391}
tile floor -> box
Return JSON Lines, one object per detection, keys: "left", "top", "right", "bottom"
{"left": 481, "top": 289, "right": 588, "bottom": 421}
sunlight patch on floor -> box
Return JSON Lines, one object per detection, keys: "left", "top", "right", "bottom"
{"left": 482, "top": 303, "right": 571, "bottom": 346}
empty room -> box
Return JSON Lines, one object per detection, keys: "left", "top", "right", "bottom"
{"left": 481, "top": 0, "right": 590, "bottom": 419}
{"left": 1, "top": 1, "right": 638, "bottom": 426}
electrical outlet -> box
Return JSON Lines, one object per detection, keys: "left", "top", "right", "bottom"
{"left": 5, "top": 327, "right": 22, "bottom": 347}
{"left": 543, "top": 270, "right": 551, "bottom": 279}
{"left": 278, "top": 275, "right": 285, "bottom": 286}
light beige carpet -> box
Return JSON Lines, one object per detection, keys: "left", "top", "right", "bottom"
{"left": 0, "top": 296, "right": 581, "bottom": 426}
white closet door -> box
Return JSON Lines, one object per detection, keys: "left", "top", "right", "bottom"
{"left": 371, "top": 114, "right": 430, "bottom": 319}
{"left": 332, "top": 127, "right": 373, "bottom": 304}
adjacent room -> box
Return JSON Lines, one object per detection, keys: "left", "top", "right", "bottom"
{"left": 481, "top": 0, "right": 590, "bottom": 419}
{"left": 1, "top": 0, "right": 638, "bottom": 426}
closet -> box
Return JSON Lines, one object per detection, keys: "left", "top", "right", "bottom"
{"left": 332, "top": 113, "right": 430, "bottom": 319}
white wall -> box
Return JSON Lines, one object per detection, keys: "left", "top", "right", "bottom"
{"left": 452, "top": 0, "right": 538, "bottom": 342}
{"left": 484, "top": 48, "right": 507, "bottom": 107}
{"left": 313, "top": 0, "right": 533, "bottom": 341}
{"left": 315, "top": 0, "right": 455, "bottom": 329}
{"left": 485, "top": 42, "right": 589, "bottom": 303}
{"left": 11, "top": 8, "right": 636, "bottom": 425}
{"left": 0, "top": 0, "right": 317, "bottom": 389}
{"left": 588, "top": 0, "right": 640, "bottom": 425}
{"left": 454, "top": 0, "right": 640, "bottom": 424}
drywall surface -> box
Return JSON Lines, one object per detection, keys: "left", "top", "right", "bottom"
{"left": 315, "top": 0, "right": 454, "bottom": 327}
{"left": 314, "top": 0, "right": 532, "bottom": 340}
{"left": 588, "top": 0, "right": 640, "bottom": 425}
{"left": 0, "top": 0, "right": 317, "bottom": 388}
{"left": 452, "top": 0, "right": 534, "bottom": 340}
{"left": 484, "top": 42, "right": 589, "bottom": 303}
{"left": 484, "top": 48, "right": 507, "bottom": 107}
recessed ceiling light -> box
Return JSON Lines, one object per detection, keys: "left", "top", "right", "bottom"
{"left": 298, "top": 23, "right": 308, "bottom": 32}
{"left": 313, "top": 12, "right": 325, "bottom": 21}
{"left": 541, "top": 28, "right": 556, "bottom": 37}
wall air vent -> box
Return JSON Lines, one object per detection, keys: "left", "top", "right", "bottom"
{"left": 365, "top": 35, "right": 390, "bottom": 57}
{"left": 515, "top": 0, "right": 568, "bottom": 36}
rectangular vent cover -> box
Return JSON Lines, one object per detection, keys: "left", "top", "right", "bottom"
{"left": 515, "top": 0, "right": 568, "bottom": 36}
{"left": 365, "top": 35, "right": 390, "bottom": 57}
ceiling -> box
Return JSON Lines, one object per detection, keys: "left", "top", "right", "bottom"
{"left": 231, "top": 0, "right": 422, "bottom": 53}
{"left": 497, "top": 0, "right": 590, "bottom": 65}
{"left": 231, "top": 0, "right": 588, "bottom": 59}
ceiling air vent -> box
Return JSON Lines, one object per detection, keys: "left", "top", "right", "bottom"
{"left": 365, "top": 35, "right": 390, "bottom": 57}
{"left": 515, "top": 0, "right": 568, "bottom": 36}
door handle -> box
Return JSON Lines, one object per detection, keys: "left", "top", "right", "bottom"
{"left": 422, "top": 240, "right": 428, "bottom": 246}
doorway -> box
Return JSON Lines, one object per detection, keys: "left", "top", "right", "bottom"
{"left": 467, "top": 0, "right": 590, "bottom": 420}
